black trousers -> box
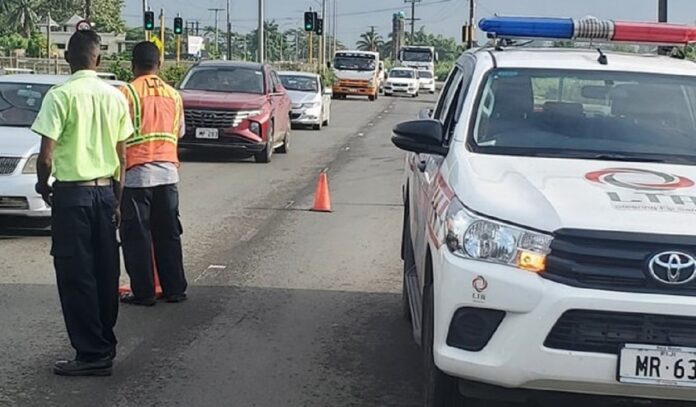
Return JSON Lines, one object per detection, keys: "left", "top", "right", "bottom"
{"left": 120, "top": 184, "right": 187, "bottom": 299}
{"left": 51, "top": 186, "right": 120, "bottom": 362}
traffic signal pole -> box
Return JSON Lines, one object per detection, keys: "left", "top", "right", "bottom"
{"left": 159, "top": 8, "right": 165, "bottom": 64}
{"left": 309, "top": 31, "right": 313, "bottom": 64}
{"left": 142, "top": 0, "right": 149, "bottom": 40}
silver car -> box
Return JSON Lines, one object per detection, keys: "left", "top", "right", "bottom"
{"left": 278, "top": 71, "right": 332, "bottom": 131}
{"left": 0, "top": 74, "right": 125, "bottom": 223}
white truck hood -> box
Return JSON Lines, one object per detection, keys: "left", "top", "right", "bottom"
{"left": 449, "top": 152, "right": 696, "bottom": 235}
{"left": 287, "top": 90, "right": 319, "bottom": 105}
{"left": 0, "top": 126, "right": 41, "bottom": 157}
{"left": 333, "top": 70, "right": 374, "bottom": 81}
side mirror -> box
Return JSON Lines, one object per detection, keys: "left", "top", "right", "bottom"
{"left": 326, "top": 61, "right": 332, "bottom": 69}
{"left": 391, "top": 119, "right": 447, "bottom": 156}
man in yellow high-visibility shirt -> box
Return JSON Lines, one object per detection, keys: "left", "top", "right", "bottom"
{"left": 31, "top": 29, "right": 133, "bottom": 377}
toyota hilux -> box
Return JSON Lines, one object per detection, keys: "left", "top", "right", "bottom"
{"left": 393, "top": 16, "right": 696, "bottom": 407}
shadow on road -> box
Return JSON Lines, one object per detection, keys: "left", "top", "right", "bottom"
{"left": 179, "top": 149, "right": 257, "bottom": 164}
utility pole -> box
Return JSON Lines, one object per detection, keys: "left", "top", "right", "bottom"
{"left": 196, "top": 21, "right": 200, "bottom": 36}
{"left": 332, "top": 0, "right": 337, "bottom": 59}
{"left": 159, "top": 8, "right": 165, "bottom": 64}
{"left": 467, "top": 0, "right": 475, "bottom": 49}
{"left": 369, "top": 25, "right": 377, "bottom": 52}
{"left": 142, "top": 0, "right": 149, "bottom": 40}
{"left": 227, "top": 0, "right": 232, "bottom": 60}
{"left": 258, "top": 0, "right": 264, "bottom": 63}
{"left": 404, "top": 0, "right": 422, "bottom": 43}
{"left": 321, "top": 0, "right": 326, "bottom": 69}
{"left": 209, "top": 7, "right": 224, "bottom": 57}
{"left": 46, "top": 12, "right": 51, "bottom": 60}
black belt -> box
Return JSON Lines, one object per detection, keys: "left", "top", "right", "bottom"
{"left": 53, "top": 178, "right": 113, "bottom": 188}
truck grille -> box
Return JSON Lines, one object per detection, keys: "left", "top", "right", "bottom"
{"left": 339, "top": 80, "right": 369, "bottom": 88}
{"left": 184, "top": 109, "right": 260, "bottom": 129}
{"left": 0, "top": 197, "right": 29, "bottom": 210}
{"left": 0, "top": 157, "right": 20, "bottom": 175}
{"left": 545, "top": 310, "right": 696, "bottom": 355}
{"left": 543, "top": 229, "right": 696, "bottom": 296}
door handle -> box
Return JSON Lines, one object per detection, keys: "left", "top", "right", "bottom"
{"left": 417, "top": 160, "right": 427, "bottom": 172}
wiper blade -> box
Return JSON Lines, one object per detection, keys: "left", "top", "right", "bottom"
{"left": 587, "top": 153, "right": 667, "bottom": 163}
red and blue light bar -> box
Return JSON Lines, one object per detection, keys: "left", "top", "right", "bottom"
{"left": 479, "top": 16, "right": 696, "bottom": 45}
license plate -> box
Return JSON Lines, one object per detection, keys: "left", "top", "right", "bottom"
{"left": 619, "top": 344, "right": 696, "bottom": 388}
{"left": 195, "top": 128, "right": 218, "bottom": 139}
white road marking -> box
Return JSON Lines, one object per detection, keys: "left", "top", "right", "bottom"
{"left": 194, "top": 264, "right": 227, "bottom": 283}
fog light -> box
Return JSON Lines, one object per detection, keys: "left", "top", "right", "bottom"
{"left": 446, "top": 307, "right": 505, "bottom": 351}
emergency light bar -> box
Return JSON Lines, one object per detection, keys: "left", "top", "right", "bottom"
{"left": 479, "top": 16, "right": 696, "bottom": 45}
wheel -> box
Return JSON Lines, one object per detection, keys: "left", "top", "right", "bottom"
{"left": 423, "top": 279, "right": 463, "bottom": 407}
{"left": 385, "top": 92, "right": 392, "bottom": 97}
{"left": 412, "top": 93, "right": 419, "bottom": 98}
{"left": 276, "top": 128, "right": 289, "bottom": 154}
{"left": 312, "top": 122, "right": 322, "bottom": 131}
{"left": 254, "top": 122, "right": 274, "bottom": 163}
{"left": 402, "top": 206, "right": 414, "bottom": 322}
{"left": 368, "top": 94, "right": 376, "bottom": 101}
{"left": 430, "top": 90, "right": 435, "bottom": 94}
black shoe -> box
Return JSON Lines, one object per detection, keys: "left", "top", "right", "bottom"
{"left": 162, "top": 293, "right": 188, "bottom": 303}
{"left": 53, "top": 358, "right": 113, "bottom": 377}
{"left": 120, "top": 293, "right": 156, "bottom": 306}
{"left": 108, "top": 348, "right": 117, "bottom": 361}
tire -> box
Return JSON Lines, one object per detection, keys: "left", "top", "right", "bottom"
{"left": 368, "top": 95, "right": 376, "bottom": 101}
{"left": 402, "top": 213, "right": 414, "bottom": 322}
{"left": 423, "top": 280, "right": 463, "bottom": 407}
{"left": 385, "top": 92, "right": 392, "bottom": 97}
{"left": 254, "top": 122, "right": 273, "bottom": 163}
{"left": 312, "top": 123, "right": 322, "bottom": 131}
{"left": 276, "top": 129, "right": 289, "bottom": 154}
{"left": 430, "top": 90, "right": 435, "bottom": 94}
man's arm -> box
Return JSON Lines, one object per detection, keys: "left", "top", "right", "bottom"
{"left": 36, "top": 137, "right": 56, "bottom": 206}
{"left": 112, "top": 140, "right": 127, "bottom": 226}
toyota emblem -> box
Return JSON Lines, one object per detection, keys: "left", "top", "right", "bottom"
{"left": 648, "top": 251, "right": 696, "bottom": 285}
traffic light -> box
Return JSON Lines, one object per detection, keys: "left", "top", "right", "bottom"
{"left": 304, "top": 11, "right": 317, "bottom": 32}
{"left": 174, "top": 16, "right": 183, "bottom": 35}
{"left": 144, "top": 11, "right": 155, "bottom": 31}
{"left": 315, "top": 18, "right": 323, "bottom": 36}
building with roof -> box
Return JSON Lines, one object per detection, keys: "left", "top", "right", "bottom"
{"left": 38, "top": 14, "right": 126, "bottom": 56}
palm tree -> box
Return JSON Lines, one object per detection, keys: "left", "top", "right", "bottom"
{"left": 356, "top": 30, "right": 383, "bottom": 52}
{"left": 6, "top": 0, "right": 39, "bottom": 37}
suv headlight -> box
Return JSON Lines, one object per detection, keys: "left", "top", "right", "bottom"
{"left": 445, "top": 198, "right": 552, "bottom": 272}
{"left": 249, "top": 121, "right": 261, "bottom": 135}
{"left": 22, "top": 154, "right": 38, "bottom": 174}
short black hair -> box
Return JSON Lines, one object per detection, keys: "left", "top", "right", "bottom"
{"left": 132, "top": 41, "right": 160, "bottom": 70}
{"left": 67, "top": 30, "right": 101, "bottom": 68}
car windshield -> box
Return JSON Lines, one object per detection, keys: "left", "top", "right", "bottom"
{"left": 418, "top": 71, "right": 433, "bottom": 79}
{"left": 390, "top": 70, "right": 415, "bottom": 79}
{"left": 471, "top": 68, "right": 696, "bottom": 164}
{"left": 402, "top": 50, "right": 432, "bottom": 62}
{"left": 181, "top": 67, "right": 265, "bottom": 94}
{"left": 0, "top": 83, "right": 52, "bottom": 127}
{"left": 280, "top": 75, "right": 318, "bottom": 93}
{"left": 334, "top": 56, "right": 376, "bottom": 71}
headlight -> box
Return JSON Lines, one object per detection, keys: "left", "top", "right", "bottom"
{"left": 249, "top": 121, "right": 261, "bottom": 135}
{"left": 22, "top": 154, "right": 38, "bottom": 174}
{"left": 302, "top": 102, "right": 320, "bottom": 109}
{"left": 368, "top": 79, "right": 375, "bottom": 87}
{"left": 445, "top": 198, "right": 552, "bottom": 272}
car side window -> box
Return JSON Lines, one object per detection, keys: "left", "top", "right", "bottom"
{"left": 270, "top": 72, "right": 282, "bottom": 92}
{"left": 433, "top": 67, "right": 463, "bottom": 122}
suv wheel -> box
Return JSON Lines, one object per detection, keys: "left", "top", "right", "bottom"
{"left": 277, "top": 128, "right": 289, "bottom": 154}
{"left": 402, "top": 210, "right": 414, "bottom": 322}
{"left": 423, "top": 280, "right": 463, "bottom": 407}
{"left": 254, "top": 122, "right": 274, "bottom": 163}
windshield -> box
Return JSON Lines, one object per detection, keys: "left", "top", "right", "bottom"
{"left": 181, "top": 67, "right": 265, "bottom": 94}
{"left": 390, "top": 70, "right": 416, "bottom": 79}
{"left": 418, "top": 71, "right": 433, "bottom": 79}
{"left": 471, "top": 69, "right": 696, "bottom": 164}
{"left": 402, "top": 50, "right": 433, "bottom": 62}
{"left": 334, "top": 55, "right": 376, "bottom": 71}
{"left": 279, "top": 75, "right": 319, "bottom": 93}
{"left": 0, "top": 83, "right": 52, "bottom": 127}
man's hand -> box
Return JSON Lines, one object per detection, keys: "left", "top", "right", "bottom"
{"left": 112, "top": 205, "right": 122, "bottom": 228}
{"left": 35, "top": 182, "right": 53, "bottom": 207}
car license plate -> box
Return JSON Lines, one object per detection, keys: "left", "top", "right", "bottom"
{"left": 619, "top": 344, "right": 696, "bottom": 388}
{"left": 196, "top": 128, "right": 218, "bottom": 139}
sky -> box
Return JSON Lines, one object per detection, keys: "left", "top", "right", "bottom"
{"left": 123, "top": 0, "right": 696, "bottom": 46}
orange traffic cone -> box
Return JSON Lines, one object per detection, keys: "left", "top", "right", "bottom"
{"left": 119, "top": 246, "right": 163, "bottom": 298}
{"left": 311, "top": 172, "right": 332, "bottom": 213}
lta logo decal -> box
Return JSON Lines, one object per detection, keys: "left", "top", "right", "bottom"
{"left": 585, "top": 168, "right": 694, "bottom": 191}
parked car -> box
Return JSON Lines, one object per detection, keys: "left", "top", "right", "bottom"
{"left": 417, "top": 70, "right": 436, "bottom": 94}
{"left": 278, "top": 71, "right": 331, "bottom": 131}
{"left": 178, "top": 61, "right": 292, "bottom": 163}
{"left": 0, "top": 74, "right": 125, "bottom": 224}
{"left": 384, "top": 67, "right": 420, "bottom": 97}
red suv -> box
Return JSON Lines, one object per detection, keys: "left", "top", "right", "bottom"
{"left": 179, "top": 61, "right": 291, "bottom": 163}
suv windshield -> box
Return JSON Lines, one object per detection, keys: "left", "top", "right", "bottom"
{"left": 418, "top": 71, "right": 433, "bottom": 79}
{"left": 402, "top": 50, "right": 432, "bottom": 62}
{"left": 181, "top": 67, "right": 265, "bottom": 94}
{"left": 0, "top": 83, "right": 52, "bottom": 127}
{"left": 334, "top": 56, "right": 375, "bottom": 71}
{"left": 279, "top": 75, "right": 318, "bottom": 93}
{"left": 471, "top": 69, "right": 696, "bottom": 164}
{"left": 390, "top": 70, "right": 415, "bottom": 79}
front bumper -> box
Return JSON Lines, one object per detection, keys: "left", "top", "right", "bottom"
{"left": 332, "top": 85, "right": 376, "bottom": 96}
{"left": 384, "top": 85, "right": 418, "bottom": 95}
{"left": 0, "top": 172, "right": 51, "bottom": 218}
{"left": 290, "top": 106, "right": 322, "bottom": 125}
{"left": 432, "top": 246, "right": 696, "bottom": 402}
{"left": 181, "top": 121, "right": 266, "bottom": 153}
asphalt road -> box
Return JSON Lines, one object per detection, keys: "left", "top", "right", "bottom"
{"left": 0, "top": 93, "right": 436, "bottom": 406}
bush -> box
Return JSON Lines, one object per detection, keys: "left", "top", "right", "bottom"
{"left": 435, "top": 61, "right": 454, "bottom": 81}
{"left": 161, "top": 65, "right": 189, "bottom": 86}
{"left": 107, "top": 58, "right": 133, "bottom": 82}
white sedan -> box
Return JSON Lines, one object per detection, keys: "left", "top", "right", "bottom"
{"left": 417, "top": 70, "right": 436, "bottom": 94}
{"left": 384, "top": 67, "right": 420, "bottom": 97}
{"left": 0, "top": 74, "right": 124, "bottom": 223}
{"left": 278, "top": 71, "right": 331, "bottom": 131}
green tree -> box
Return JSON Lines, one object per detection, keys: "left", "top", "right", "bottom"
{"left": 26, "top": 31, "right": 46, "bottom": 57}
{"left": 90, "top": 0, "right": 125, "bottom": 33}
{"left": 0, "top": 33, "right": 29, "bottom": 55}
{"left": 356, "top": 30, "right": 383, "bottom": 52}
{"left": 5, "top": 0, "right": 40, "bottom": 37}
